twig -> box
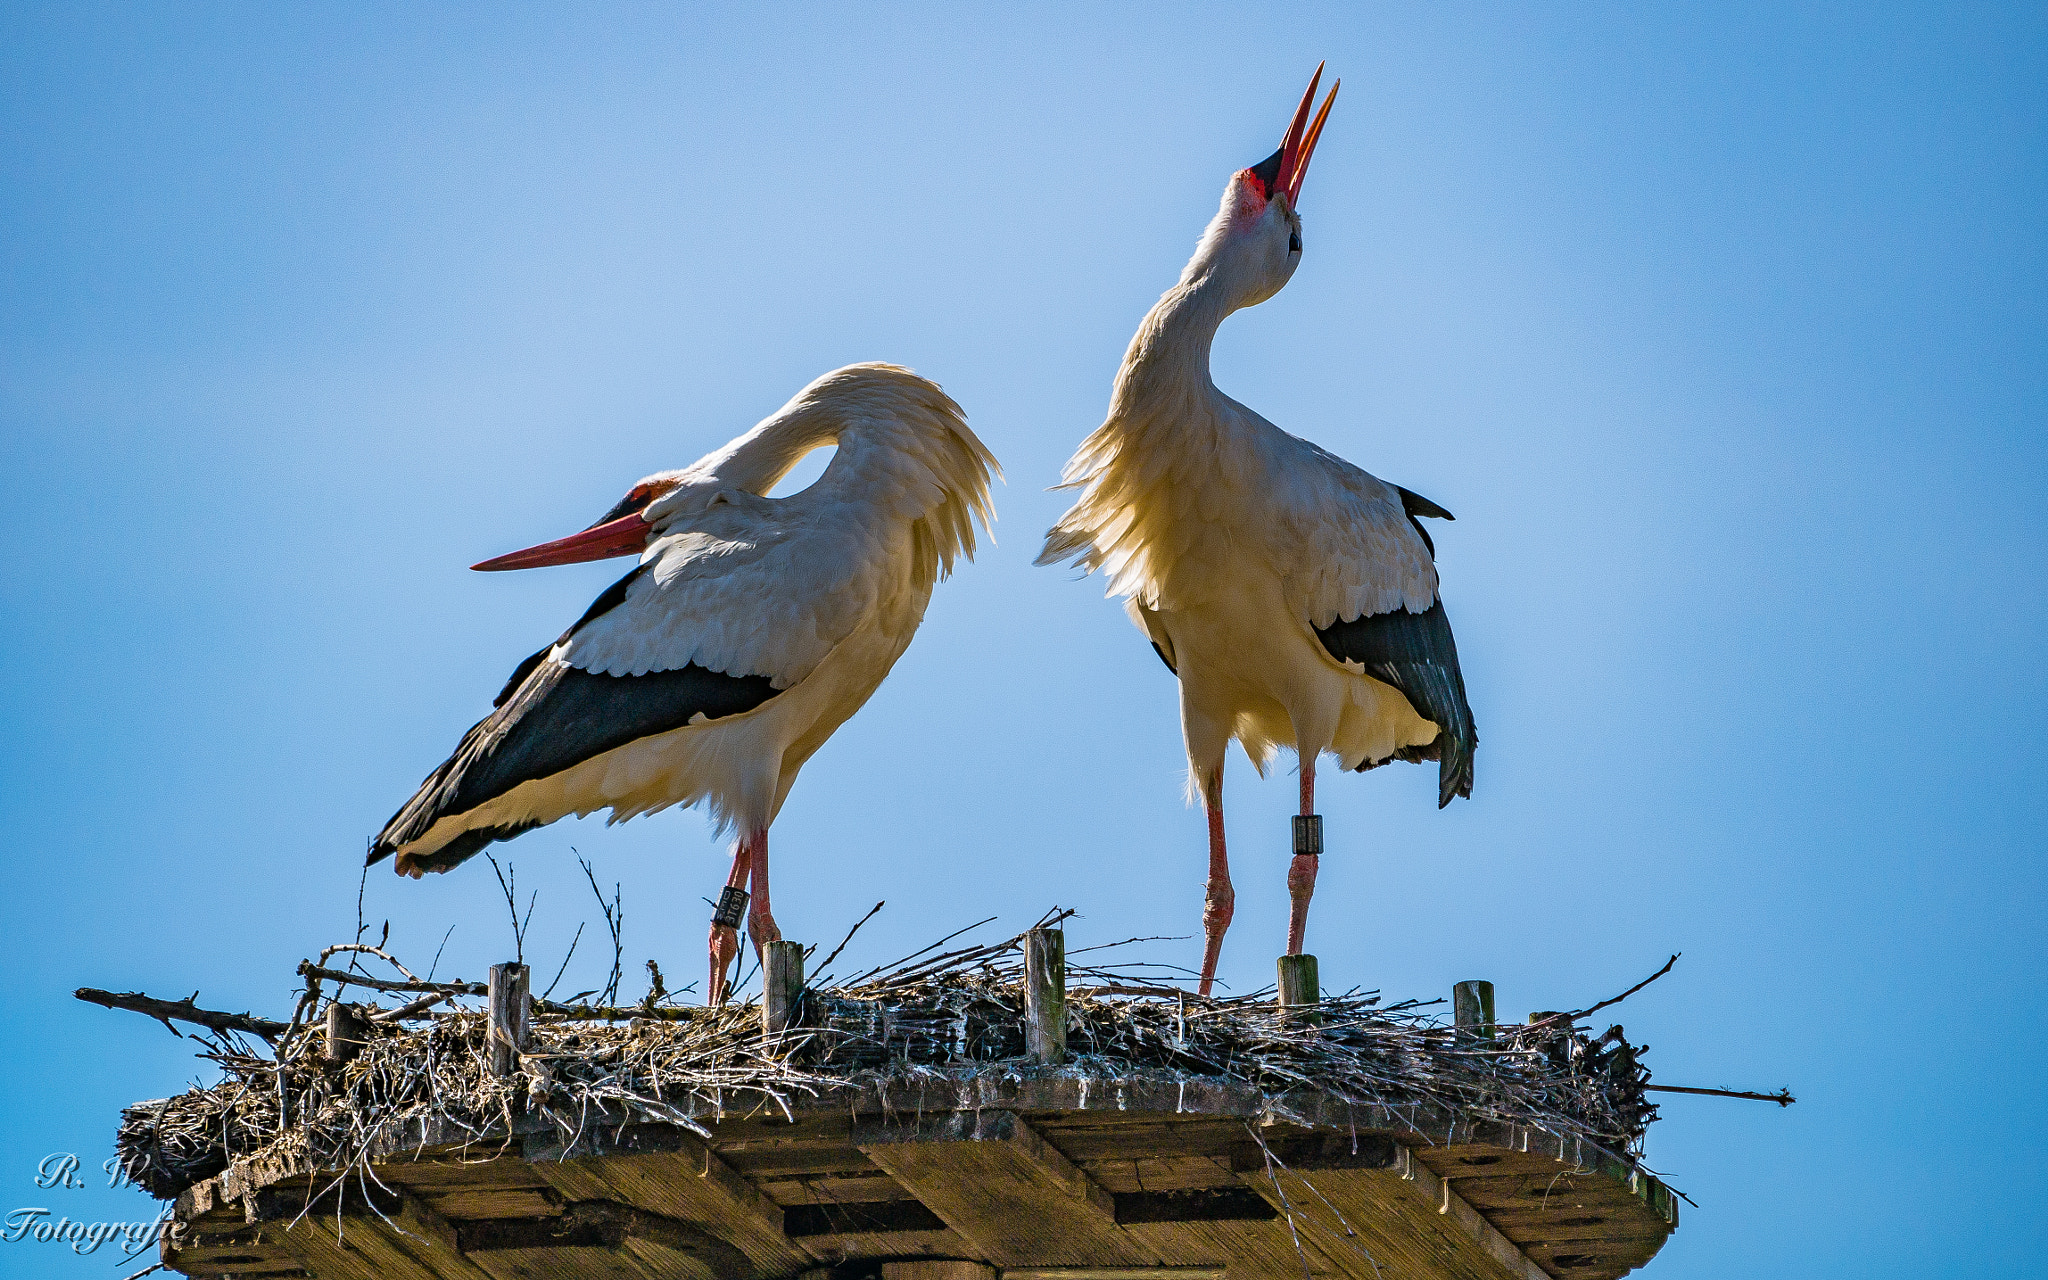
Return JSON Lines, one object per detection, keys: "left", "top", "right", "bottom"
{"left": 75, "top": 989, "right": 288, "bottom": 1042}
{"left": 314, "top": 944, "right": 418, "bottom": 982}
{"left": 813, "top": 901, "right": 884, "bottom": 974}
{"left": 297, "top": 964, "right": 486, "bottom": 996}
{"left": 578, "top": 854, "right": 623, "bottom": 1006}
{"left": 486, "top": 855, "right": 528, "bottom": 964}
{"left": 1526, "top": 954, "right": 1680, "bottom": 1033}
{"left": 1644, "top": 1084, "right": 1795, "bottom": 1106}
{"left": 1571, "top": 954, "right": 1679, "bottom": 1021}
{"left": 532, "top": 1002, "right": 710, "bottom": 1023}
{"left": 542, "top": 924, "right": 585, "bottom": 1000}
{"left": 350, "top": 865, "right": 370, "bottom": 975}
{"left": 846, "top": 915, "right": 999, "bottom": 984}
{"left": 370, "top": 992, "right": 447, "bottom": 1023}
{"left": 426, "top": 925, "right": 455, "bottom": 984}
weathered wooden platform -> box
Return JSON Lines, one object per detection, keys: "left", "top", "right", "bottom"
{"left": 160, "top": 1067, "right": 1677, "bottom": 1280}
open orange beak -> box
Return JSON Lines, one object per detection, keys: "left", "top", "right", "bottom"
{"left": 1275, "top": 64, "right": 1340, "bottom": 208}
{"left": 471, "top": 511, "right": 652, "bottom": 571}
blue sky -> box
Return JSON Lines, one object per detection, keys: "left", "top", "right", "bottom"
{"left": 2, "top": 4, "right": 2042, "bottom": 1276}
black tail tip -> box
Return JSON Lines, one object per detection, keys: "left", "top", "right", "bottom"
{"left": 1437, "top": 752, "right": 1475, "bottom": 808}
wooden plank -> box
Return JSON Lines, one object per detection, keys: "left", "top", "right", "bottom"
{"left": 267, "top": 1219, "right": 391, "bottom": 1280}
{"left": 525, "top": 1144, "right": 814, "bottom": 1275}
{"left": 1481, "top": 1207, "right": 1672, "bottom": 1244}
{"left": 1229, "top": 1131, "right": 1402, "bottom": 1174}
{"left": 1079, "top": 1155, "right": 1239, "bottom": 1194}
{"left": 454, "top": 1202, "right": 747, "bottom": 1280}
{"left": 1116, "top": 1215, "right": 1341, "bottom": 1279}
{"left": 752, "top": 1169, "right": 906, "bottom": 1204}
{"left": 286, "top": 1214, "right": 477, "bottom": 1280}
{"left": 1449, "top": 1172, "right": 1630, "bottom": 1215}
{"left": 1520, "top": 1236, "right": 1665, "bottom": 1276}
{"left": 1033, "top": 1116, "right": 1252, "bottom": 1162}
{"left": 879, "top": 1264, "right": 997, "bottom": 1280}
{"left": 1114, "top": 1188, "right": 1276, "bottom": 1223}
{"left": 1003, "top": 1271, "right": 1227, "bottom": 1279}
{"left": 1236, "top": 1145, "right": 1542, "bottom": 1280}
{"left": 369, "top": 1158, "right": 552, "bottom": 1193}
{"left": 783, "top": 1199, "right": 949, "bottom": 1237}
{"left": 256, "top": 1191, "right": 499, "bottom": 1280}
{"left": 420, "top": 1188, "right": 561, "bottom": 1220}
{"left": 1419, "top": 1160, "right": 1550, "bottom": 1280}
{"left": 857, "top": 1109, "right": 1157, "bottom": 1268}
{"left": 1416, "top": 1145, "right": 1588, "bottom": 1182}
{"left": 719, "top": 1143, "right": 884, "bottom": 1178}
{"left": 390, "top": 1195, "right": 496, "bottom": 1280}
{"left": 775, "top": 1197, "right": 969, "bottom": 1262}
{"left": 162, "top": 1230, "right": 310, "bottom": 1278}
{"left": 856, "top": 1110, "right": 1114, "bottom": 1218}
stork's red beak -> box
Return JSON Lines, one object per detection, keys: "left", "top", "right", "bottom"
{"left": 1252, "top": 65, "right": 1340, "bottom": 207}
{"left": 471, "top": 512, "right": 652, "bottom": 571}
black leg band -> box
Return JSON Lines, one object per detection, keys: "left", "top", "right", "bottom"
{"left": 1293, "top": 814, "right": 1323, "bottom": 858}
{"left": 711, "top": 885, "right": 749, "bottom": 928}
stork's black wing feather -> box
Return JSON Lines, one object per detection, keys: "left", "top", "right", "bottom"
{"left": 1315, "top": 600, "right": 1476, "bottom": 806}
{"left": 368, "top": 566, "right": 779, "bottom": 873}
{"left": 1394, "top": 486, "right": 1454, "bottom": 557}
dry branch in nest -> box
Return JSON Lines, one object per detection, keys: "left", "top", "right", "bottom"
{"left": 96, "top": 910, "right": 1677, "bottom": 1204}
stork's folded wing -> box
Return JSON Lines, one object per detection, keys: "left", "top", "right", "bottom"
{"left": 1314, "top": 601, "right": 1476, "bottom": 807}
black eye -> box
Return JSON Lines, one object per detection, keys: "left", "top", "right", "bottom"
{"left": 1289, "top": 231, "right": 1302, "bottom": 253}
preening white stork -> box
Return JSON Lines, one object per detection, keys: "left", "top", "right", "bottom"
{"left": 1038, "top": 68, "right": 1477, "bottom": 995}
{"left": 370, "top": 363, "right": 999, "bottom": 1003}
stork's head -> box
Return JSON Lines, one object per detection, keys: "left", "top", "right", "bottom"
{"left": 468, "top": 471, "right": 686, "bottom": 571}
{"left": 469, "top": 464, "right": 785, "bottom": 570}
{"left": 1188, "top": 66, "right": 1339, "bottom": 310}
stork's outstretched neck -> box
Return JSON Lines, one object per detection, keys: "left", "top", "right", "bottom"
{"left": 1040, "top": 67, "right": 1473, "bottom": 999}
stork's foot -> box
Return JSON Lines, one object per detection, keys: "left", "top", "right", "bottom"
{"left": 708, "top": 922, "right": 740, "bottom": 1006}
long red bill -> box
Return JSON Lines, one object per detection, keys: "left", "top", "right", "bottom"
{"left": 1283, "top": 77, "right": 1339, "bottom": 207}
{"left": 1275, "top": 63, "right": 1323, "bottom": 200}
{"left": 471, "top": 512, "right": 652, "bottom": 571}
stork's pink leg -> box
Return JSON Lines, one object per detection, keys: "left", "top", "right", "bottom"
{"left": 1287, "top": 757, "right": 1319, "bottom": 956}
{"left": 1197, "top": 765, "right": 1234, "bottom": 997}
{"left": 745, "top": 826, "right": 781, "bottom": 957}
{"left": 707, "top": 845, "right": 748, "bottom": 1006}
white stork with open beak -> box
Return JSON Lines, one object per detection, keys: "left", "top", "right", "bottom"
{"left": 1039, "top": 68, "right": 1476, "bottom": 995}
{"left": 370, "top": 364, "right": 999, "bottom": 1004}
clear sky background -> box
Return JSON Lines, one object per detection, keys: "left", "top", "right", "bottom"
{"left": 2, "top": 4, "right": 2042, "bottom": 1277}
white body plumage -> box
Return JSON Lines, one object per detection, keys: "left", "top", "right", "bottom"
{"left": 373, "top": 363, "right": 998, "bottom": 876}
{"left": 1041, "top": 180, "right": 1449, "bottom": 792}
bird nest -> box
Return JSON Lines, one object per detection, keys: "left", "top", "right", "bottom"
{"left": 106, "top": 913, "right": 1662, "bottom": 1204}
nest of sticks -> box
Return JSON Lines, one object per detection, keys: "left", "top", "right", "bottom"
{"left": 103, "top": 910, "right": 1663, "bottom": 1203}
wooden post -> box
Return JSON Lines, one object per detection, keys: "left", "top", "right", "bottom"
{"left": 1023, "top": 927, "right": 1066, "bottom": 1064}
{"left": 323, "top": 1002, "right": 368, "bottom": 1068}
{"left": 488, "top": 962, "right": 530, "bottom": 1077}
{"left": 1454, "top": 979, "right": 1495, "bottom": 1043}
{"left": 764, "top": 940, "right": 805, "bottom": 1037}
{"left": 1277, "top": 954, "right": 1320, "bottom": 1024}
